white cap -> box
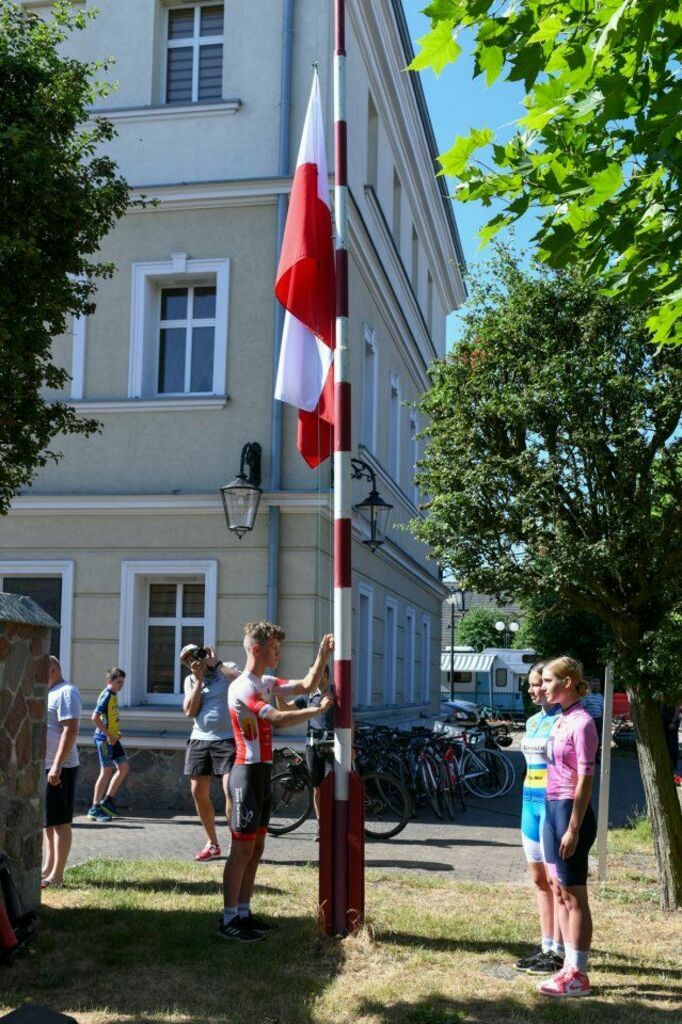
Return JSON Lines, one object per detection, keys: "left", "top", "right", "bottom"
{"left": 180, "top": 643, "right": 200, "bottom": 662}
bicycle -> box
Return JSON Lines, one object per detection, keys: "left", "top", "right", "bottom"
{"left": 268, "top": 745, "right": 412, "bottom": 840}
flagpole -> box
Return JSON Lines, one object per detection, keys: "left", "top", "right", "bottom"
{"left": 331, "top": 0, "right": 361, "bottom": 936}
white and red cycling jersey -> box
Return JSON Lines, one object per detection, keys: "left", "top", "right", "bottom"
{"left": 229, "top": 671, "right": 299, "bottom": 765}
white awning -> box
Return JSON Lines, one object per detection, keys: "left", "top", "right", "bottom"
{"left": 440, "top": 653, "right": 496, "bottom": 673}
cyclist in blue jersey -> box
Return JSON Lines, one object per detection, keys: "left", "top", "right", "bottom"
{"left": 514, "top": 662, "right": 564, "bottom": 975}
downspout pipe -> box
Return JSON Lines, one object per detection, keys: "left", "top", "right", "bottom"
{"left": 267, "top": 0, "right": 295, "bottom": 622}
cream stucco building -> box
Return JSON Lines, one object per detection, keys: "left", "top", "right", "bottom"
{"left": 2, "top": 0, "right": 465, "bottom": 755}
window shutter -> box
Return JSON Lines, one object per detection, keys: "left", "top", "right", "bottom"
{"left": 198, "top": 44, "right": 223, "bottom": 101}
{"left": 166, "top": 47, "right": 193, "bottom": 104}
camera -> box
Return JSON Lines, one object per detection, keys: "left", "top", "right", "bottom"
{"left": 191, "top": 647, "right": 208, "bottom": 661}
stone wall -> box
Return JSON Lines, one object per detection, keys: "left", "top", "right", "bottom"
{"left": 0, "top": 594, "right": 56, "bottom": 912}
{"left": 75, "top": 746, "right": 201, "bottom": 815}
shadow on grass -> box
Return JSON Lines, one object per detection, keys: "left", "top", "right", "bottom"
{"left": 3, "top": 904, "right": 343, "bottom": 1024}
{"left": 357, "top": 992, "right": 682, "bottom": 1024}
{"left": 64, "top": 877, "right": 285, "bottom": 896}
{"left": 379, "top": 931, "right": 682, "bottom": 982}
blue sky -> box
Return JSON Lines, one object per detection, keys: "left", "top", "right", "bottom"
{"left": 402, "top": 2, "right": 536, "bottom": 336}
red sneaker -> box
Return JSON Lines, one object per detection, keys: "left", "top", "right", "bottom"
{"left": 538, "top": 966, "right": 591, "bottom": 998}
{"left": 194, "top": 843, "right": 221, "bottom": 862}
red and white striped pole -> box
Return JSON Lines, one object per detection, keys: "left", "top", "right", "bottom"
{"left": 319, "top": 0, "right": 364, "bottom": 936}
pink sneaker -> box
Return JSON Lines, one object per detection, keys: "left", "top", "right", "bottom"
{"left": 194, "top": 842, "right": 221, "bottom": 862}
{"left": 538, "top": 966, "right": 591, "bottom": 998}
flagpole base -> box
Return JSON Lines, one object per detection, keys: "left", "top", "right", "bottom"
{"left": 318, "top": 770, "right": 364, "bottom": 935}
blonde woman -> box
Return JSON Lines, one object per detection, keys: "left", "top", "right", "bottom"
{"left": 539, "top": 657, "right": 598, "bottom": 998}
{"left": 514, "top": 662, "right": 564, "bottom": 975}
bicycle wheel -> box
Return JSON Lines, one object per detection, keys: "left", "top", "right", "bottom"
{"left": 362, "top": 771, "right": 411, "bottom": 840}
{"left": 462, "top": 748, "right": 510, "bottom": 799}
{"left": 268, "top": 770, "right": 313, "bottom": 835}
{"left": 418, "top": 755, "right": 443, "bottom": 819}
{"left": 439, "top": 758, "right": 456, "bottom": 820}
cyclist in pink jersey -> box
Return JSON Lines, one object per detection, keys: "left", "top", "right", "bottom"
{"left": 219, "top": 622, "right": 334, "bottom": 942}
{"left": 538, "top": 656, "right": 598, "bottom": 999}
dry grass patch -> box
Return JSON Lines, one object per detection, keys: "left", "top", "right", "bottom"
{"left": 0, "top": 837, "right": 679, "bottom": 1024}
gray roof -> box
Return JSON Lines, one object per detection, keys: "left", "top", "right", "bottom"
{"left": 0, "top": 592, "right": 59, "bottom": 628}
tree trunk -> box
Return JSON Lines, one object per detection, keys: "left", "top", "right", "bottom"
{"left": 627, "top": 686, "right": 682, "bottom": 911}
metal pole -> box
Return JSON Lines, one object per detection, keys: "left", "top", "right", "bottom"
{"left": 331, "top": 0, "right": 357, "bottom": 936}
{"left": 597, "top": 661, "right": 614, "bottom": 882}
{"left": 449, "top": 599, "right": 455, "bottom": 701}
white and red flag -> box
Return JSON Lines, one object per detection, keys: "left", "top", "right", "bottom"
{"left": 274, "top": 72, "right": 335, "bottom": 468}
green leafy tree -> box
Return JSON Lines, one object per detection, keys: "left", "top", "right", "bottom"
{"left": 455, "top": 605, "right": 510, "bottom": 651}
{"left": 513, "top": 596, "right": 611, "bottom": 678}
{"left": 0, "top": 1, "right": 132, "bottom": 512}
{"left": 410, "top": 251, "right": 682, "bottom": 909}
{"left": 410, "top": 1, "right": 682, "bottom": 346}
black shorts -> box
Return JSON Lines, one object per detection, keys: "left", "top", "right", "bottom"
{"left": 45, "top": 766, "right": 78, "bottom": 827}
{"left": 305, "top": 745, "right": 328, "bottom": 789}
{"left": 184, "top": 738, "right": 235, "bottom": 777}
{"left": 228, "top": 763, "right": 272, "bottom": 841}
{"left": 543, "top": 798, "right": 597, "bottom": 887}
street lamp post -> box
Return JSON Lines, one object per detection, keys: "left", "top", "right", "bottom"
{"left": 494, "top": 618, "right": 520, "bottom": 649}
{"left": 446, "top": 585, "right": 468, "bottom": 701}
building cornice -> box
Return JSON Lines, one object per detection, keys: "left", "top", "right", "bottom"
{"left": 127, "top": 177, "right": 291, "bottom": 212}
{"left": 91, "top": 99, "right": 241, "bottom": 124}
{"left": 7, "top": 492, "right": 328, "bottom": 516}
{"left": 67, "top": 397, "right": 228, "bottom": 414}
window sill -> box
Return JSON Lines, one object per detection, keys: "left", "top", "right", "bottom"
{"left": 68, "top": 396, "right": 228, "bottom": 413}
{"left": 91, "top": 100, "right": 241, "bottom": 124}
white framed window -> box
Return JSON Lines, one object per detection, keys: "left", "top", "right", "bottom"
{"left": 411, "top": 227, "right": 419, "bottom": 292}
{"left": 119, "top": 560, "right": 217, "bottom": 706}
{"left": 384, "top": 597, "right": 398, "bottom": 705}
{"left": 0, "top": 561, "right": 74, "bottom": 680}
{"left": 392, "top": 171, "right": 402, "bottom": 250}
{"left": 355, "top": 582, "right": 374, "bottom": 707}
{"left": 421, "top": 614, "right": 431, "bottom": 703}
{"left": 165, "top": 3, "right": 224, "bottom": 105}
{"left": 367, "top": 93, "right": 378, "bottom": 188}
{"left": 129, "top": 255, "right": 229, "bottom": 399}
{"left": 389, "top": 374, "right": 402, "bottom": 484}
{"left": 361, "top": 325, "right": 378, "bottom": 451}
{"left": 405, "top": 607, "right": 416, "bottom": 704}
{"left": 409, "top": 411, "right": 419, "bottom": 507}
{"left": 495, "top": 668, "right": 508, "bottom": 688}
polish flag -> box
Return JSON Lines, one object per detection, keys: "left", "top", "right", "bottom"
{"left": 274, "top": 73, "right": 335, "bottom": 468}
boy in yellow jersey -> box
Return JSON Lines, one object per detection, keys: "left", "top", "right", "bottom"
{"left": 88, "top": 668, "right": 129, "bottom": 822}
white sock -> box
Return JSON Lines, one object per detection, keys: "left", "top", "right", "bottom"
{"left": 223, "top": 906, "right": 238, "bottom": 925}
{"left": 574, "top": 949, "right": 590, "bottom": 973}
{"left": 564, "top": 944, "right": 576, "bottom": 968}
{"left": 541, "top": 936, "right": 553, "bottom": 954}
{"left": 553, "top": 940, "right": 565, "bottom": 958}
{"left": 237, "top": 902, "right": 250, "bottom": 919}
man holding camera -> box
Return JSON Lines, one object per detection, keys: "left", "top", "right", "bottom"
{"left": 181, "top": 643, "right": 240, "bottom": 861}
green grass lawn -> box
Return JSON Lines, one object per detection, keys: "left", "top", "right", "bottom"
{"left": 2, "top": 822, "right": 680, "bottom": 1024}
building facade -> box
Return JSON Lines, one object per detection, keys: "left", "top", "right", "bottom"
{"left": 3, "top": 0, "right": 465, "bottom": 762}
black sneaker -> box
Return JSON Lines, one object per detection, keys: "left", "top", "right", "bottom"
{"left": 217, "top": 915, "right": 265, "bottom": 943}
{"left": 525, "top": 951, "right": 564, "bottom": 975}
{"left": 514, "top": 947, "right": 543, "bottom": 972}
{"left": 246, "top": 912, "right": 278, "bottom": 932}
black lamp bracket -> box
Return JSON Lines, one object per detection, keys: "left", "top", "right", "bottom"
{"left": 238, "top": 442, "right": 262, "bottom": 487}
{"left": 350, "top": 457, "right": 378, "bottom": 491}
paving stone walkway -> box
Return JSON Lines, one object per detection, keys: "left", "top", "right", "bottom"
{"left": 69, "top": 749, "right": 645, "bottom": 884}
